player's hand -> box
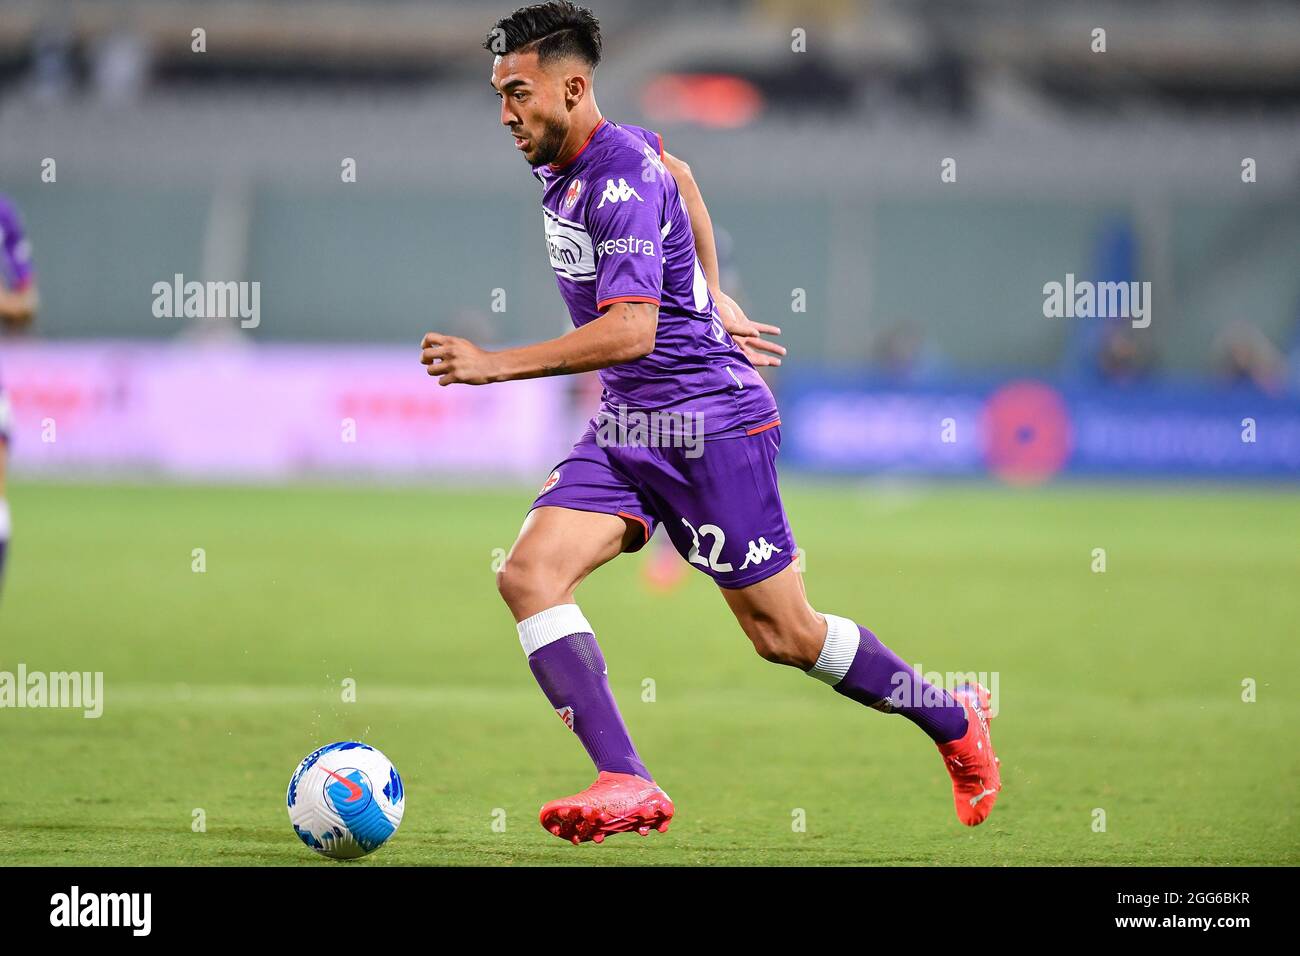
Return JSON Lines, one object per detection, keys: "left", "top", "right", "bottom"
{"left": 419, "top": 332, "right": 498, "bottom": 386}
{"left": 713, "top": 290, "right": 785, "bottom": 368}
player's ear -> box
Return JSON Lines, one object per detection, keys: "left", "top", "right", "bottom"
{"left": 564, "top": 71, "right": 588, "bottom": 109}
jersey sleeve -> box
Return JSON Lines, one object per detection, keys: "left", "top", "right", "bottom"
{"left": 622, "top": 124, "right": 664, "bottom": 161}
{"left": 0, "top": 197, "right": 34, "bottom": 290}
{"left": 584, "top": 147, "right": 668, "bottom": 311}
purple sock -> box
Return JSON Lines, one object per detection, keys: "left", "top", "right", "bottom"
{"left": 519, "top": 605, "right": 651, "bottom": 781}
{"left": 808, "top": 614, "right": 968, "bottom": 744}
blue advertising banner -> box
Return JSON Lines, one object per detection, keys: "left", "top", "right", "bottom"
{"left": 778, "top": 374, "right": 1300, "bottom": 481}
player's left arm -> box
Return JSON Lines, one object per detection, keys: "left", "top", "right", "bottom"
{"left": 661, "top": 149, "right": 785, "bottom": 367}
{"left": 660, "top": 151, "right": 721, "bottom": 292}
{"left": 419, "top": 301, "right": 657, "bottom": 385}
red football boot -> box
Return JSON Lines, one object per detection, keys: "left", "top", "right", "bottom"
{"left": 936, "top": 682, "right": 1002, "bottom": 826}
{"left": 539, "top": 771, "right": 674, "bottom": 845}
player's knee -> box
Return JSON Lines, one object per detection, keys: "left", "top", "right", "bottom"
{"left": 495, "top": 560, "right": 532, "bottom": 610}
{"left": 496, "top": 554, "right": 566, "bottom": 616}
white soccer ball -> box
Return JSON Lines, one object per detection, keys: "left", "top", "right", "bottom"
{"left": 286, "top": 741, "right": 405, "bottom": 859}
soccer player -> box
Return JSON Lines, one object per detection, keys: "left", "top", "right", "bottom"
{"left": 419, "top": 1, "right": 1001, "bottom": 843}
{"left": 0, "top": 192, "right": 39, "bottom": 602}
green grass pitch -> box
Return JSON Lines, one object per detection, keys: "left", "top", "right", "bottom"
{"left": 0, "top": 479, "right": 1296, "bottom": 866}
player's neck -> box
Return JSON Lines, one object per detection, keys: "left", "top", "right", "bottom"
{"left": 551, "top": 107, "right": 604, "bottom": 168}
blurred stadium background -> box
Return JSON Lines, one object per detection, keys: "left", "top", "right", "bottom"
{"left": 2, "top": 0, "right": 1299, "bottom": 482}
{"left": 0, "top": 1, "right": 1298, "bottom": 866}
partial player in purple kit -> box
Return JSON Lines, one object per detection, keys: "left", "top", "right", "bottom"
{"left": 419, "top": 1, "right": 1001, "bottom": 843}
{"left": 0, "top": 192, "right": 40, "bottom": 603}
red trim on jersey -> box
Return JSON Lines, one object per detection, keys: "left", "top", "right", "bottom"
{"left": 549, "top": 118, "right": 607, "bottom": 171}
{"left": 617, "top": 510, "right": 651, "bottom": 543}
{"left": 597, "top": 295, "right": 660, "bottom": 311}
{"left": 745, "top": 419, "right": 781, "bottom": 436}
{"left": 656, "top": 132, "right": 665, "bottom": 160}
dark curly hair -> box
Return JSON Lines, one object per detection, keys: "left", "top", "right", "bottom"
{"left": 484, "top": 1, "right": 602, "bottom": 68}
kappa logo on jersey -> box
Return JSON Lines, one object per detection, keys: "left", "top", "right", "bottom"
{"left": 555, "top": 706, "right": 575, "bottom": 730}
{"left": 563, "top": 178, "right": 583, "bottom": 210}
{"left": 738, "top": 537, "right": 783, "bottom": 570}
{"left": 596, "top": 177, "right": 643, "bottom": 208}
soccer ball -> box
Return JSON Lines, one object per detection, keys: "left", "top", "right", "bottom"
{"left": 286, "top": 741, "right": 405, "bottom": 859}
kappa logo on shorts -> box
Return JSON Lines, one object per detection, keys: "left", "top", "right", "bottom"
{"left": 555, "top": 706, "right": 575, "bottom": 730}
{"left": 739, "top": 537, "right": 783, "bottom": 570}
{"left": 540, "top": 469, "right": 561, "bottom": 494}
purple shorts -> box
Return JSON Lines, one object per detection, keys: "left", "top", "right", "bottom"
{"left": 0, "top": 382, "right": 9, "bottom": 445}
{"left": 530, "top": 415, "right": 796, "bottom": 589}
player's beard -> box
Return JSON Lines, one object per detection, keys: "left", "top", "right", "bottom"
{"left": 527, "top": 115, "right": 570, "bottom": 168}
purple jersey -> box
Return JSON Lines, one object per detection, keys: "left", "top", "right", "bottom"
{"left": 0, "top": 195, "right": 34, "bottom": 291}
{"left": 533, "top": 120, "right": 779, "bottom": 437}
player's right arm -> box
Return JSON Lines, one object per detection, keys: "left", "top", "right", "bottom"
{"left": 662, "top": 150, "right": 785, "bottom": 368}
{"left": 420, "top": 301, "right": 657, "bottom": 385}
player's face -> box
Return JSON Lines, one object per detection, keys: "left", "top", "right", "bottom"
{"left": 491, "top": 52, "right": 572, "bottom": 167}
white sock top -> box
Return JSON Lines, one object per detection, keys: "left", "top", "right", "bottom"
{"left": 516, "top": 603, "right": 594, "bottom": 656}
{"left": 807, "top": 613, "right": 859, "bottom": 685}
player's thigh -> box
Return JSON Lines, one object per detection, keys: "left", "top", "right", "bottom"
{"left": 497, "top": 505, "right": 642, "bottom": 621}
{"left": 638, "top": 426, "right": 796, "bottom": 589}
{"left": 718, "top": 562, "right": 825, "bottom": 667}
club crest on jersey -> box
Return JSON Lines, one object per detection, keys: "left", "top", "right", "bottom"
{"left": 563, "top": 178, "right": 583, "bottom": 210}
{"left": 555, "top": 706, "right": 575, "bottom": 730}
{"left": 596, "top": 177, "right": 643, "bottom": 208}
{"left": 540, "top": 469, "right": 562, "bottom": 494}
